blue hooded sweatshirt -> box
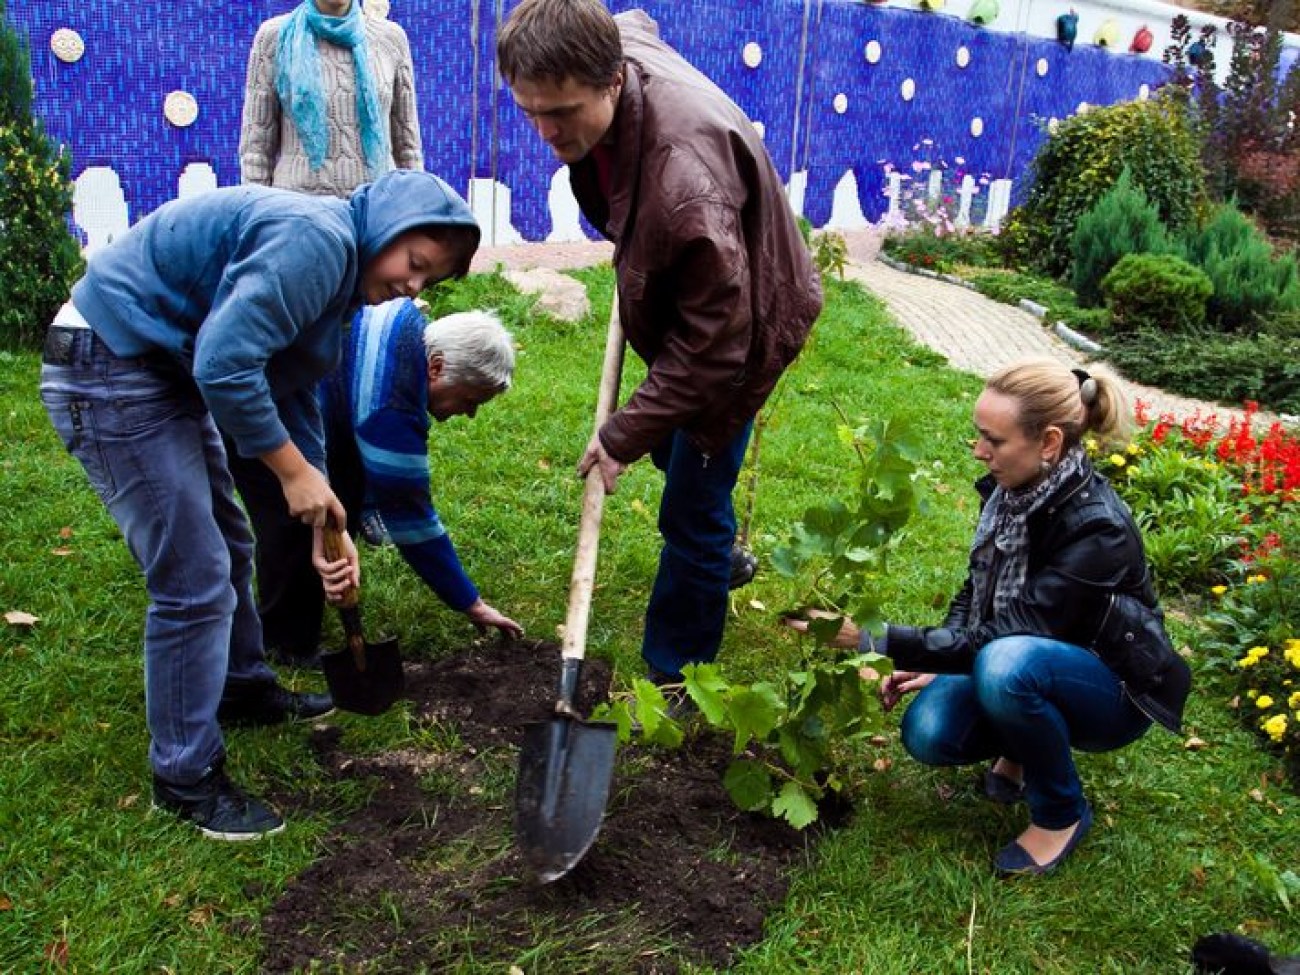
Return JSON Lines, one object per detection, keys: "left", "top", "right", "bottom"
{"left": 71, "top": 169, "right": 479, "bottom": 471}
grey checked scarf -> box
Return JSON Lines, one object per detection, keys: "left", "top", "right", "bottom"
{"left": 967, "top": 444, "right": 1087, "bottom": 629}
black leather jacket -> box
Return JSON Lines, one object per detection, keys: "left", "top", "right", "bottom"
{"left": 886, "top": 461, "right": 1191, "bottom": 732}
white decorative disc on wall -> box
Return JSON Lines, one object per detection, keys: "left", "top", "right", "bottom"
{"left": 833, "top": 92, "right": 849, "bottom": 114}
{"left": 752, "top": 120, "right": 766, "bottom": 139}
{"left": 865, "top": 40, "right": 882, "bottom": 64}
{"left": 164, "top": 90, "right": 199, "bottom": 128}
{"left": 956, "top": 46, "right": 971, "bottom": 68}
{"left": 743, "top": 41, "right": 763, "bottom": 68}
{"left": 970, "top": 117, "right": 984, "bottom": 137}
{"left": 1138, "top": 84, "right": 1150, "bottom": 101}
{"left": 901, "top": 78, "right": 916, "bottom": 101}
{"left": 1036, "top": 57, "right": 1049, "bottom": 77}
{"left": 50, "top": 28, "right": 85, "bottom": 63}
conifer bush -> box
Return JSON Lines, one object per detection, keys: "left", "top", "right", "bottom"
{"left": 1070, "top": 169, "right": 1169, "bottom": 308}
{"left": 1178, "top": 203, "right": 1300, "bottom": 331}
{"left": 0, "top": 1, "right": 83, "bottom": 350}
{"left": 1100, "top": 252, "right": 1213, "bottom": 334}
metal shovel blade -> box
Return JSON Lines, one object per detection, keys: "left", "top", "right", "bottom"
{"left": 515, "top": 714, "right": 617, "bottom": 883}
{"left": 321, "top": 631, "right": 405, "bottom": 717}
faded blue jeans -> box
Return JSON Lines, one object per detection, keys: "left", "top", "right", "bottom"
{"left": 898, "top": 636, "right": 1151, "bottom": 828}
{"left": 40, "top": 327, "right": 277, "bottom": 784}
{"left": 642, "top": 424, "right": 752, "bottom": 679}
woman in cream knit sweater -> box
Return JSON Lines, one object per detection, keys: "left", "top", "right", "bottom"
{"left": 239, "top": 0, "right": 424, "bottom": 198}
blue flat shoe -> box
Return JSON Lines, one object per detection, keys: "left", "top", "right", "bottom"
{"left": 993, "top": 802, "right": 1092, "bottom": 877}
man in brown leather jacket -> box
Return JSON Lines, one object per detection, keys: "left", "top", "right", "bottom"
{"left": 498, "top": 0, "right": 822, "bottom": 691}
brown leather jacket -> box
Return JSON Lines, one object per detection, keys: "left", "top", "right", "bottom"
{"left": 570, "top": 10, "right": 822, "bottom": 463}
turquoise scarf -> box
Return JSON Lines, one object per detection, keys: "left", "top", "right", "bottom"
{"left": 275, "top": 1, "right": 389, "bottom": 175}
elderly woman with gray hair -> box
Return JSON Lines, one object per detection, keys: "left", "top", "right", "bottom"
{"left": 787, "top": 358, "right": 1189, "bottom": 876}
{"left": 314, "top": 299, "right": 524, "bottom": 638}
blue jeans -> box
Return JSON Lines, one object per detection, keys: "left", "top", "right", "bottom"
{"left": 898, "top": 636, "right": 1151, "bottom": 828}
{"left": 642, "top": 424, "right": 752, "bottom": 678}
{"left": 40, "top": 329, "right": 277, "bottom": 784}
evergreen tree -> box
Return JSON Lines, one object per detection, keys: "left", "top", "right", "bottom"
{"left": 0, "top": 0, "right": 84, "bottom": 349}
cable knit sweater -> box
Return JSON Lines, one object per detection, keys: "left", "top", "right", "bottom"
{"left": 239, "top": 12, "right": 424, "bottom": 198}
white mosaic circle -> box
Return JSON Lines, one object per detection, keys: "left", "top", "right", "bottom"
{"left": 956, "top": 46, "right": 971, "bottom": 68}
{"left": 743, "top": 41, "right": 763, "bottom": 68}
{"left": 970, "top": 116, "right": 984, "bottom": 137}
{"left": 164, "top": 90, "right": 199, "bottom": 128}
{"left": 865, "top": 40, "right": 882, "bottom": 64}
{"left": 833, "top": 92, "right": 849, "bottom": 114}
{"left": 50, "top": 27, "right": 85, "bottom": 63}
{"left": 1036, "top": 57, "right": 1049, "bottom": 77}
{"left": 901, "top": 78, "right": 916, "bottom": 101}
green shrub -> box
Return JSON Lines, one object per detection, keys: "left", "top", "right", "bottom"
{"left": 1070, "top": 169, "right": 1169, "bottom": 307}
{"left": 1179, "top": 204, "right": 1300, "bottom": 330}
{"left": 0, "top": 3, "right": 83, "bottom": 350}
{"left": 1104, "top": 329, "right": 1300, "bottom": 413}
{"left": 1017, "top": 93, "right": 1207, "bottom": 277}
{"left": 1100, "top": 252, "right": 1213, "bottom": 334}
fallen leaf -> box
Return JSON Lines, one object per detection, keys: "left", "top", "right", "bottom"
{"left": 51, "top": 547, "right": 73, "bottom": 557}
{"left": 748, "top": 599, "right": 767, "bottom": 612}
{"left": 59, "top": 526, "right": 73, "bottom": 539}
{"left": 873, "top": 757, "right": 893, "bottom": 773}
{"left": 4, "top": 611, "right": 38, "bottom": 627}
{"left": 163, "top": 893, "right": 183, "bottom": 909}
{"left": 187, "top": 905, "right": 214, "bottom": 927}
{"left": 1191, "top": 865, "right": 1207, "bottom": 887}
{"left": 1184, "top": 736, "right": 1208, "bottom": 751}
{"left": 536, "top": 458, "right": 550, "bottom": 471}
{"left": 44, "top": 940, "right": 69, "bottom": 968}
{"left": 869, "top": 735, "right": 889, "bottom": 747}
{"left": 117, "top": 793, "right": 140, "bottom": 810}
{"left": 1249, "top": 788, "right": 1266, "bottom": 802}
{"left": 0, "top": 896, "right": 12, "bottom": 910}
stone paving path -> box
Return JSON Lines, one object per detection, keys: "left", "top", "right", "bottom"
{"left": 472, "top": 236, "right": 1264, "bottom": 427}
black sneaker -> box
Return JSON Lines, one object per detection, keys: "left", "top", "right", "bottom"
{"left": 267, "top": 645, "right": 324, "bottom": 672}
{"left": 729, "top": 543, "right": 758, "bottom": 590}
{"left": 152, "top": 764, "right": 285, "bottom": 841}
{"left": 647, "top": 667, "right": 698, "bottom": 721}
{"left": 217, "top": 682, "right": 335, "bottom": 728}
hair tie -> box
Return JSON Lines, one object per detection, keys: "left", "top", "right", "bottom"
{"left": 1072, "top": 367, "right": 1098, "bottom": 405}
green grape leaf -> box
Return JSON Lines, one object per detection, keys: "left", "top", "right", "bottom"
{"left": 773, "top": 780, "right": 820, "bottom": 829}
{"left": 723, "top": 758, "right": 774, "bottom": 812}
{"left": 682, "top": 663, "right": 728, "bottom": 724}
{"left": 725, "top": 684, "right": 784, "bottom": 753}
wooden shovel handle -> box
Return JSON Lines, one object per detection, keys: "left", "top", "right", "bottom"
{"left": 322, "top": 524, "right": 359, "bottom": 611}
{"left": 560, "top": 304, "right": 625, "bottom": 665}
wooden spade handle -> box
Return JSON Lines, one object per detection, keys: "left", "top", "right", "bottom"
{"left": 560, "top": 304, "right": 625, "bottom": 666}
{"left": 322, "top": 524, "right": 360, "bottom": 611}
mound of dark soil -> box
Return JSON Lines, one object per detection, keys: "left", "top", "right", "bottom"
{"left": 260, "top": 640, "right": 818, "bottom": 973}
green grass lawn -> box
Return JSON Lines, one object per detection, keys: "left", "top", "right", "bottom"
{"left": 1, "top": 271, "right": 1296, "bottom": 972}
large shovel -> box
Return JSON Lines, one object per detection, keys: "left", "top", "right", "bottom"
{"left": 514, "top": 305, "right": 624, "bottom": 884}
{"left": 319, "top": 525, "right": 405, "bottom": 716}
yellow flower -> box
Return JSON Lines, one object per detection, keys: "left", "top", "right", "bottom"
{"left": 1285, "top": 640, "right": 1300, "bottom": 669}
{"left": 1246, "top": 574, "right": 1268, "bottom": 584}
{"left": 1127, "top": 442, "right": 1142, "bottom": 455}
{"left": 1261, "top": 714, "right": 1288, "bottom": 742}
{"left": 1211, "top": 585, "right": 1228, "bottom": 597}
{"left": 1256, "top": 695, "right": 1275, "bottom": 709}
{"left": 1288, "top": 691, "right": 1300, "bottom": 710}
{"left": 1108, "top": 453, "right": 1127, "bottom": 467}
{"left": 1247, "top": 688, "right": 1259, "bottom": 699}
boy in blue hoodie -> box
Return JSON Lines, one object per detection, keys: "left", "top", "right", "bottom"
{"left": 39, "top": 169, "right": 480, "bottom": 840}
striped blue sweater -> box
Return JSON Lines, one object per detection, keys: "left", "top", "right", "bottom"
{"left": 321, "top": 299, "right": 477, "bottom": 610}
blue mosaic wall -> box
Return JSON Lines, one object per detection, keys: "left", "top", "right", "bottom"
{"left": 6, "top": 0, "right": 1172, "bottom": 240}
